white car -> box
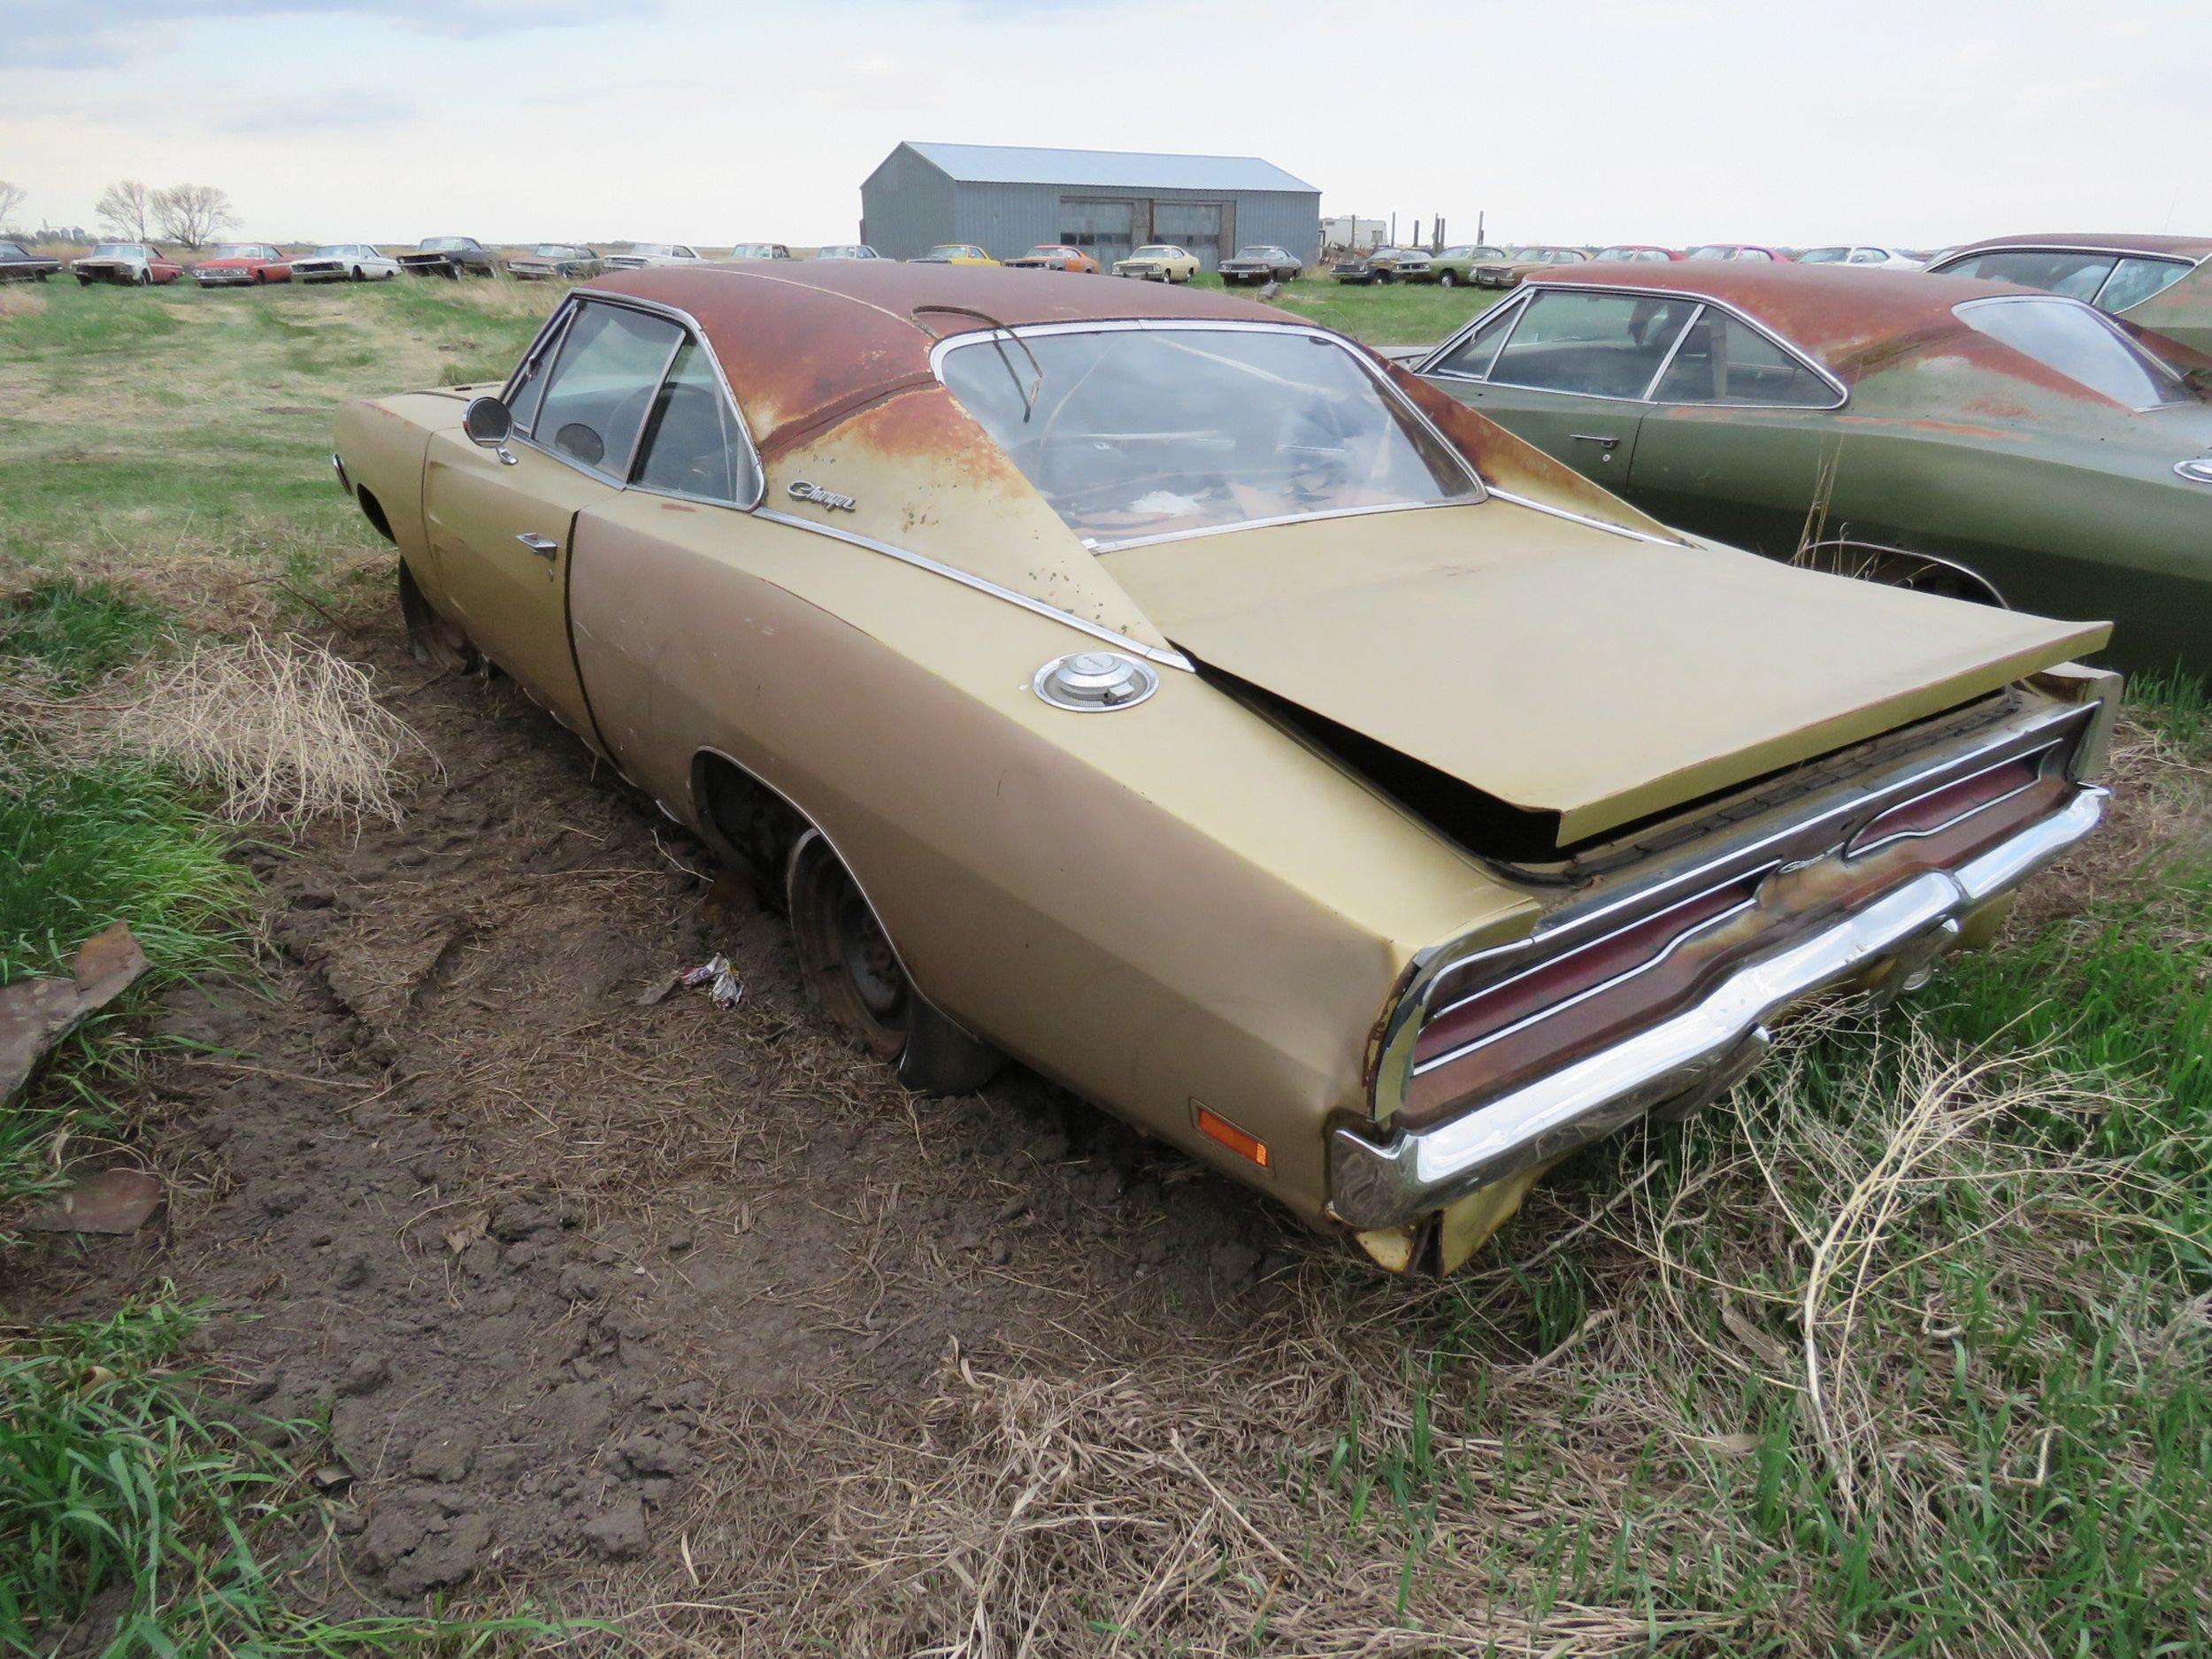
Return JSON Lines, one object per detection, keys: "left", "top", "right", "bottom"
{"left": 603, "top": 242, "right": 705, "bottom": 271}
{"left": 1796, "top": 244, "right": 1926, "bottom": 270}
{"left": 291, "top": 244, "right": 399, "bottom": 283}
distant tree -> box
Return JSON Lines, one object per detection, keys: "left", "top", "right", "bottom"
{"left": 152, "top": 184, "right": 236, "bottom": 250}
{"left": 96, "top": 180, "right": 152, "bottom": 241}
{"left": 0, "top": 180, "right": 26, "bottom": 236}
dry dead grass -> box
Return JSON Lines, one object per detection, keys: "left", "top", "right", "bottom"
{"left": 6, "top": 630, "right": 435, "bottom": 826}
{"left": 592, "top": 1010, "right": 2185, "bottom": 1659}
{"left": 0, "top": 286, "right": 49, "bottom": 322}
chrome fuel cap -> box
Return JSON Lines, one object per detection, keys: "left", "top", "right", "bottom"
{"left": 1032, "top": 650, "right": 1159, "bottom": 712}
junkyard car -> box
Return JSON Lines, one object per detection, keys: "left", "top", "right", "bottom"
{"left": 1593, "top": 245, "right": 1680, "bottom": 265}
{"left": 814, "top": 244, "right": 881, "bottom": 261}
{"left": 397, "top": 237, "right": 500, "bottom": 278}
{"left": 912, "top": 244, "right": 995, "bottom": 266}
{"left": 291, "top": 244, "right": 399, "bottom": 282}
{"left": 1114, "top": 244, "right": 1200, "bottom": 282}
{"left": 333, "top": 263, "right": 2117, "bottom": 1273}
{"left": 72, "top": 242, "right": 184, "bottom": 286}
{"left": 1402, "top": 246, "right": 1508, "bottom": 288}
{"left": 1472, "top": 247, "right": 1590, "bottom": 288}
{"left": 506, "top": 244, "right": 604, "bottom": 281}
{"left": 1331, "top": 247, "right": 1423, "bottom": 285}
{"left": 1414, "top": 262, "right": 2211, "bottom": 680}
{"left": 1684, "top": 243, "right": 1792, "bottom": 264}
{"left": 727, "top": 242, "right": 794, "bottom": 261}
{"left": 191, "top": 242, "right": 293, "bottom": 287}
{"left": 1927, "top": 234, "right": 2210, "bottom": 357}
{"left": 0, "top": 240, "right": 60, "bottom": 282}
{"left": 1798, "top": 245, "right": 1924, "bottom": 270}
{"left": 1005, "top": 244, "right": 1100, "bottom": 273}
{"left": 604, "top": 243, "right": 704, "bottom": 270}
{"left": 1219, "top": 244, "right": 1302, "bottom": 284}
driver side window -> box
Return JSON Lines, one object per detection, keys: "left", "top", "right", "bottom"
{"left": 531, "top": 303, "right": 686, "bottom": 478}
{"left": 1426, "top": 298, "right": 1522, "bottom": 380}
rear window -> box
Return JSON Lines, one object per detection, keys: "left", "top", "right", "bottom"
{"left": 941, "top": 325, "right": 1479, "bottom": 548}
{"left": 1955, "top": 296, "right": 2194, "bottom": 409}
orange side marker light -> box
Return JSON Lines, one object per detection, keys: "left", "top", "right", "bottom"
{"left": 1194, "top": 1102, "right": 1271, "bottom": 1171}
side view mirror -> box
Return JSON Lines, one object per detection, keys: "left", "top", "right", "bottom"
{"left": 462, "top": 395, "right": 513, "bottom": 449}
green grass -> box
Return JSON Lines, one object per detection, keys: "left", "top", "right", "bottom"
{"left": 1188, "top": 269, "right": 1508, "bottom": 346}
{"left": 0, "top": 1300, "right": 579, "bottom": 1658}
{"left": 0, "top": 579, "right": 172, "bottom": 689}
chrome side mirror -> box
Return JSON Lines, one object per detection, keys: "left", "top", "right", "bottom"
{"left": 462, "top": 395, "right": 513, "bottom": 448}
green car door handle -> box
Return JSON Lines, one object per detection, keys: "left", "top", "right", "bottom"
{"left": 1570, "top": 433, "right": 1622, "bottom": 449}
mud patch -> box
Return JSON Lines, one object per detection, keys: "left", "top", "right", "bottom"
{"left": 4, "top": 629, "right": 1302, "bottom": 1613}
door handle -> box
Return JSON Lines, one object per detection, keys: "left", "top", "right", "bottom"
{"left": 1570, "top": 433, "right": 1622, "bottom": 448}
{"left": 515, "top": 533, "right": 558, "bottom": 558}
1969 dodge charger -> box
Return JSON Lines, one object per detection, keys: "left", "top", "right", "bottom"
{"left": 334, "top": 264, "right": 2118, "bottom": 1273}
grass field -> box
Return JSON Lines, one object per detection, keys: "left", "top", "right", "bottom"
{"left": 4, "top": 272, "right": 2208, "bottom": 1655}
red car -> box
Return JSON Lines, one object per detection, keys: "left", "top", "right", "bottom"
{"left": 191, "top": 242, "right": 294, "bottom": 288}
{"left": 1681, "top": 242, "right": 1793, "bottom": 264}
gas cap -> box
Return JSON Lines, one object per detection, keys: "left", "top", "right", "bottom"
{"left": 1032, "top": 650, "right": 1159, "bottom": 712}
{"left": 2179, "top": 457, "right": 2212, "bottom": 485}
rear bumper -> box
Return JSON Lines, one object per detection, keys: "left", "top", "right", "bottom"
{"left": 1326, "top": 785, "right": 2104, "bottom": 1230}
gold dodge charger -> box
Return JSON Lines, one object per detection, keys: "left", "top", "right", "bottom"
{"left": 334, "top": 264, "right": 2116, "bottom": 1273}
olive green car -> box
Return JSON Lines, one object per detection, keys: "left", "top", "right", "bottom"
{"left": 1415, "top": 263, "right": 2212, "bottom": 681}
{"left": 1401, "top": 245, "right": 1509, "bottom": 288}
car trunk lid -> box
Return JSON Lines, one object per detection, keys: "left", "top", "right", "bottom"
{"left": 1104, "top": 501, "right": 2108, "bottom": 849}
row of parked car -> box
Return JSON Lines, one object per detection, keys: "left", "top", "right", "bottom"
{"left": 0, "top": 234, "right": 1261, "bottom": 288}
{"left": 1333, "top": 242, "right": 1934, "bottom": 288}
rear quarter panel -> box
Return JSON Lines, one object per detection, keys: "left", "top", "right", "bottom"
{"left": 567, "top": 490, "right": 1536, "bottom": 1221}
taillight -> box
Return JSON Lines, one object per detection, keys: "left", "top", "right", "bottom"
{"left": 1415, "top": 873, "right": 1760, "bottom": 1072}
{"left": 1847, "top": 753, "right": 2044, "bottom": 856}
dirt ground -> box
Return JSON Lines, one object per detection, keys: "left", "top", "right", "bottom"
{"left": 7, "top": 616, "right": 1329, "bottom": 1630}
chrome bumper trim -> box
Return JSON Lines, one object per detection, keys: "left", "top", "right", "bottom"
{"left": 1327, "top": 787, "right": 2105, "bottom": 1231}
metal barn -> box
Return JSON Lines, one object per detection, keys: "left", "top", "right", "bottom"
{"left": 859, "top": 142, "right": 1321, "bottom": 272}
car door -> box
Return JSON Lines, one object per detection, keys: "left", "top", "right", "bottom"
{"left": 1419, "top": 287, "right": 1697, "bottom": 480}
{"left": 424, "top": 296, "right": 686, "bottom": 739}
{"left": 1623, "top": 306, "right": 1846, "bottom": 556}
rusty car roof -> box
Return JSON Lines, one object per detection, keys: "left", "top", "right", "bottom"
{"left": 1939, "top": 231, "right": 2212, "bottom": 262}
{"left": 1524, "top": 262, "right": 2047, "bottom": 377}
{"left": 583, "top": 262, "right": 1289, "bottom": 457}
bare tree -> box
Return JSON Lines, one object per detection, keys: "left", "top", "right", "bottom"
{"left": 0, "top": 181, "right": 26, "bottom": 236}
{"left": 152, "top": 184, "right": 237, "bottom": 251}
{"left": 96, "top": 180, "right": 153, "bottom": 241}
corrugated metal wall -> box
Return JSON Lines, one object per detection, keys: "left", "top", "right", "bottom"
{"left": 858, "top": 147, "right": 956, "bottom": 261}
{"left": 861, "top": 146, "right": 1320, "bottom": 269}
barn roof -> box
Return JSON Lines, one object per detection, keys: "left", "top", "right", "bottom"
{"left": 898, "top": 141, "right": 1317, "bottom": 195}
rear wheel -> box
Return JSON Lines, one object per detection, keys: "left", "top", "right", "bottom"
{"left": 1438, "top": 268, "right": 1458, "bottom": 288}
{"left": 785, "top": 831, "right": 1004, "bottom": 1094}
{"left": 1795, "top": 540, "right": 2007, "bottom": 607}
{"left": 136, "top": 269, "right": 151, "bottom": 286}
{"left": 350, "top": 265, "right": 365, "bottom": 281}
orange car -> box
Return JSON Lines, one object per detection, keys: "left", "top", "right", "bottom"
{"left": 1004, "top": 243, "right": 1099, "bottom": 274}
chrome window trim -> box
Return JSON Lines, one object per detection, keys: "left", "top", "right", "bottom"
{"left": 1084, "top": 498, "right": 1457, "bottom": 554}
{"left": 928, "top": 318, "right": 1488, "bottom": 550}
{"left": 499, "top": 291, "right": 768, "bottom": 511}
{"left": 1483, "top": 488, "right": 1684, "bottom": 547}
{"left": 753, "top": 507, "right": 1194, "bottom": 672}
{"left": 1951, "top": 293, "right": 2193, "bottom": 411}
{"left": 1480, "top": 289, "right": 1702, "bottom": 407}
{"left": 1416, "top": 283, "right": 1849, "bottom": 411}
{"left": 1418, "top": 290, "right": 1529, "bottom": 381}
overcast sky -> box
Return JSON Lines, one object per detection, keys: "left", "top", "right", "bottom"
{"left": 3, "top": 0, "right": 2206, "bottom": 248}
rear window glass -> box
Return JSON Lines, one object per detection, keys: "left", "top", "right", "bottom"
{"left": 941, "top": 326, "right": 1479, "bottom": 547}
{"left": 1955, "top": 296, "right": 2193, "bottom": 409}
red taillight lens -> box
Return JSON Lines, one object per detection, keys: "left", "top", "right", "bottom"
{"left": 1847, "top": 756, "right": 2042, "bottom": 856}
{"left": 1415, "top": 874, "right": 1761, "bottom": 1071}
